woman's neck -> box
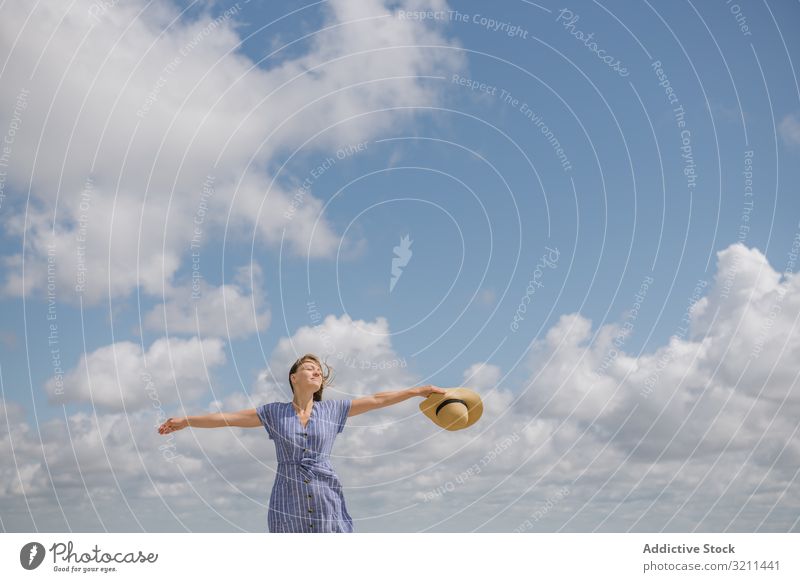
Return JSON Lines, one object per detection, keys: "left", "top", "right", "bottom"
{"left": 292, "top": 394, "right": 314, "bottom": 410}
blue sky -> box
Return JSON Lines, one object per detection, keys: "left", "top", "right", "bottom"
{"left": 1, "top": 0, "right": 799, "bottom": 532}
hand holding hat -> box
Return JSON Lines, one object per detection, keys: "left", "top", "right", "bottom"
{"left": 418, "top": 387, "right": 483, "bottom": 431}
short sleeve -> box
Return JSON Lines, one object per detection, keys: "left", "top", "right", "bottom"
{"left": 255, "top": 403, "right": 275, "bottom": 440}
{"left": 334, "top": 399, "right": 351, "bottom": 434}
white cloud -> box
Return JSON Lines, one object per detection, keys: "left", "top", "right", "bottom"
{"left": 462, "top": 362, "right": 501, "bottom": 390}
{"left": 0, "top": 404, "right": 282, "bottom": 530}
{"left": 0, "top": 0, "right": 466, "bottom": 304}
{"left": 523, "top": 245, "right": 800, "bottom": 464}
{"left": 144, "top": 264, "right": 270, "bottom": 339}
{"left": 44, "top": 336, "right": 227, "bottom": 411}
{"left": 510, "top": 243, "right": 800, "bottom": 531}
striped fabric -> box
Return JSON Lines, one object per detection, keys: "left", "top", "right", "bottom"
{"left": 256, "top": 399, "right": 353, "bottom": 533}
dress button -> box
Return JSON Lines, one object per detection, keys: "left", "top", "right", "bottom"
{"left": 303, "top": 448, "right": 307, "bottom": 452}
{"left": 304, "top": 478, "right": 309, "bottom": 484}
{"left": 307, "top": 494, "right": 312, "bottom": 499}
{"left": 308, "top": 508, "right": 314, "bottom": 513}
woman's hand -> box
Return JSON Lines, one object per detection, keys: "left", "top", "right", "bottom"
{"left": 158, "top": 416, "right": 188, "bottom": 435}
{"left": 412, "top": 385, "right": 448, "bottom": 398}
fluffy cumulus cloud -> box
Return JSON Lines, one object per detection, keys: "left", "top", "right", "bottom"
{"left": 519, "top": 243, "right": 800, "bottom": 531}
{"left": 44, "top": 336, "right": 227, "bottom": 411}
{"left": 462, "top": 362, "right": 502, "bottom": 390}
{"left": 144, "top": 264, "right": 270, "bottom": 339}
{"left": 0, "top": 0, "right": 466, "bottom": 305}
{"left": 0, "top": 403, "right": 282, "bottom": 531}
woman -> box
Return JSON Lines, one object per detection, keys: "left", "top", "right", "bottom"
{"left": 157, "top": 353, "right": 446, "bottom": 533}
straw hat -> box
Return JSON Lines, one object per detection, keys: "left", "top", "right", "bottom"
{"left": 419, "top": 387, "right": 483, "bottom": 431}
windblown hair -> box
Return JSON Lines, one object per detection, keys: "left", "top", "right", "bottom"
{"left": 288, "top": 353, "right": 335, "bottom": 401}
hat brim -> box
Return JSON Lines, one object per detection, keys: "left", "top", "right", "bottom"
{"left": 419, "top": 387, "right": 483, "bottom": 431}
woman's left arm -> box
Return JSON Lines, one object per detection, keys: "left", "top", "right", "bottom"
{"left": 348, "top": 385, "right": 447, "bottom": 417}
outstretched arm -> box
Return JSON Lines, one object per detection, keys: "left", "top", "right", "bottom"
{"left": 157, "top": 408, "right": 261, "bottom": 434}
{"left": 348, "top": 385, "right": 447, "bottom": 417}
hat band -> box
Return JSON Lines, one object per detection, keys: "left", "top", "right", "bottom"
{"left": 435, "top": 398, "right": 467, "bottom": 416}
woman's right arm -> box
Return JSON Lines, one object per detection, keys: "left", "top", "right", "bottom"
{"left": 157, "top": 408, "right": 261, "bottom": 434}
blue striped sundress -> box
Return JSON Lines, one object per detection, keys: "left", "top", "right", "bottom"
{"left": 256, "top": 399, "right": 353, "bottom": 533}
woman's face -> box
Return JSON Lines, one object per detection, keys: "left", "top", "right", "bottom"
{"left": 292, "top": 361, "right": 322, "bottom": 392}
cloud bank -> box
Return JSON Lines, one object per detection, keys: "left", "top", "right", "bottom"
{"left": 2, "top": 243, "right": 798, "bottom": 531}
